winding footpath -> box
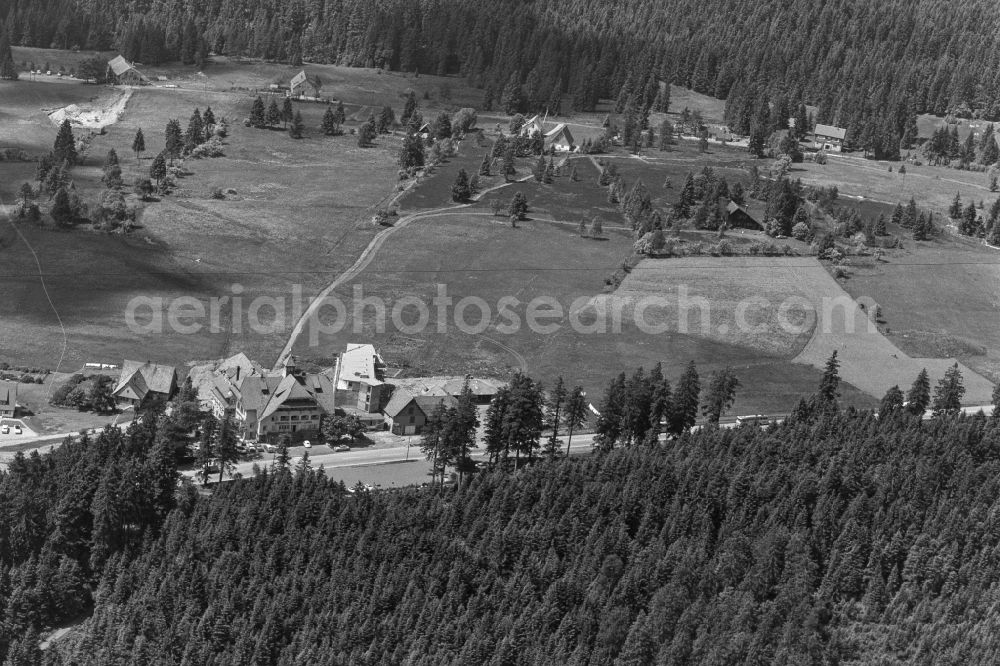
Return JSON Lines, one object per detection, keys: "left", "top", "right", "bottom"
{"left": 271, "top": 174, "right": 533, "bottom": 372}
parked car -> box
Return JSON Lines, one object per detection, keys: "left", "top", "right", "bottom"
{"left": 334, "top": 444, "right": 350, "bottom": 452}
{"left": 303, "top": 440, "right": 312, "bottom": 449}
{"left": 203, "top": 459, "right": 220, "bottom": 474}
{"left": 13, "top": 425, "right": 21, "bottom": 435}
{"left": 0, "top": 425, "right": 8, "bottom": 435}
{"left": 263, "top": 443, "right": 277, "bottom": 453}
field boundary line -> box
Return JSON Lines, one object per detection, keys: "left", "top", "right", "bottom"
{"left": 2, "top": 204, "right": 69, "bottom": 400}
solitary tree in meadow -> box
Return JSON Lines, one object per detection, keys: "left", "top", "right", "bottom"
{"left": 288, "top": 110, "right": 304, "bottom": 139}
{"left": 132, "top": 128, "right": 145, "bottom": 162}
{"left": 53, "top": 119, "right": 77, "bottom": 165}
{"left": 249, "top": 96, "right": 266, "bottom": 128}
{"left": 452, "top": 169, "right": 472, "bottom": 202}
{"left": 149, "top": 152, "right": 167, "bottom": 188}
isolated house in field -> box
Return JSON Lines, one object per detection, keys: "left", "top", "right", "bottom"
{"left": 724, "top": 200, "right": 763, "bottom": 230}
{"left": 107, "top": 55, "right": 146, "bottom": 86}
{"left": 544, "top": 123, "right": 575, "bottom": 152}
{"left": 382, "top": 390, "right": 457, "bottom": 435}
{"left": 0, "top": 381, "right": 17, "bottom": 419}
{"left": 813, "top": 124, "right": 847, "bottom": 152}
{"left": 113, "top": 360, "right": 177, "bottom": 407}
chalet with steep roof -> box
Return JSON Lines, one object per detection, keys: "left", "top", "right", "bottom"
{"left": 113, "top": 360, "right": 177, "bottom": 407}
{"left": 813, "top": 124, "right": 847, "bottom": 152}
{"left": 0, "top": 381, "right": 17, "bottom": 419}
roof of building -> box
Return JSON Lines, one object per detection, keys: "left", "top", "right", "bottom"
{"left": 238, "top": 371, "right": 337, "bottom": 421}
{"left": 814, "top": 124, "right": 847, "bottom": 140}
{"left": 338, "top": 343, "right": 385, "bottom": 386}
{"left": 108, "top": 55, "right": 134, "bottom": 76}
{"left": 233, "top": 375, "right": 282, "bottom": 412}
{"left": 259, "top": 374, "right": 317, "bottom": 421}
{"left": 217, "top": 352, "right": 265, "bottom": 382}
{"left": 113, "top": 360, "right": 176, "bottom": 401}
{"left": 392, "top": 375, "right": 503, "bottom": 398}
{"left": 0, "top": 381, "right": 17, "bottom": 407}
{"left": 383, "top": 389, "right": 458, "bottom": 419}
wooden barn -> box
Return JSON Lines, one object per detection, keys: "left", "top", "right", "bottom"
{"left": 108, "top": 55, "right": 147, "bottom": 86}
{"left": 544, "top": 123, "right": 575, "bottom": 152}
{"left": 724, "top": 200, "right": 763, "bottom": 230}
{"left": 813, "top": 124, "right": 847, "bottom": 152}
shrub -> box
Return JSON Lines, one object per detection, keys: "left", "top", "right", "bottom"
{"left": 792, "top": 221, "right": 811, "bottom": 241}
{"left": 210, "top": 187, "right": 225, "bottom": 200}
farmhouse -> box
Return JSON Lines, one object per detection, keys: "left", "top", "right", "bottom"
{"left": 0, "top": 381, "right": 17, "bottom": 419}
{"left": 813, "top": 124, "right": 847, "bottom": 152}
{"left": 383, "top": 390, "right": 458, "bottom": 435}
{"left": 107, "top": 55, "right": 147, "bottom": 86}
{"left": 544, "top": 123, "right": 575, "bottom": 152}
{"left": 724, "top": 200, "right": 763, "bottom": 230}
{"left": 112, "top": 360, "right": 177, "bottom": 407}
{"left": 392, "top": 375, "right": 501, "bottom": 405}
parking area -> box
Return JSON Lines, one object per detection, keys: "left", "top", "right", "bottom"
{"left": 0, "top": 419, "right": 37, "bottom": 440}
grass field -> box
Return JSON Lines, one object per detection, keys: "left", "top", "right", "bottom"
{"left": 0, "top": 83, "right": 402, "bottom": 371}
{"left": 289, "top": 214, "right": 879, "bottom": 414}
{"left": 841, "top": 240, "right": 1000, "bottom": 384}
{"left": 617, "top": 256, "right": 994, "bottom": 405}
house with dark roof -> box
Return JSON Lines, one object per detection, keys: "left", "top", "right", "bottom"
{"left": 0, "top": 381, "right": 17, "bottom": 419}
{"left": 112, "top": 360, "right": 177, "bottom": 407}
{"left": 724, "top": 200, "right": 763, "bottom": 230}
{"left": 544, "top": 123, "right": 575, "bottom": 152}
{"left": 383, "top": 390, "right": 457, "bottom": 435}
{"left": 813, "top": 124, "right": 847, "bottom": 152}
{"left": 230, "top": 357, "right": 336, "bottom": 442}
{"left": 107, "top": 55, "right": 147, "bottom": 85}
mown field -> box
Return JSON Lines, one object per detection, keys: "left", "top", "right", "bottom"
{"left": 842, "top": 238, "right": 1000, "bottom": 385}
{"left": 291, "top": 213, "right": 878, "bottom": 414}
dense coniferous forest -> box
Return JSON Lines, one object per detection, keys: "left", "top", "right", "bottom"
{"left": 4, "top": 0, "right": 1000, "bottom": 130}
{"left": 0, "top": 398, "right": 991, "bottom": 663}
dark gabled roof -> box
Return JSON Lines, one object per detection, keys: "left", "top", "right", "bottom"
{"left": 414, "top": 395, "right": 457, "bottom": 416}
{"left": 113, "top": 360, "right": 176, "bottom": 401}
{"left": 0, "top": 381, "right": 17, "bottom": 407}
{"left": 814, "top": 124, "right": 847, "bottom": 140}
{"left": 383, "top": 389, "right": 418, "bottom": 418}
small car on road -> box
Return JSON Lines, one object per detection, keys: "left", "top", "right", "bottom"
{"left": 334, "top": 444, "right": 350, "bottom": 452}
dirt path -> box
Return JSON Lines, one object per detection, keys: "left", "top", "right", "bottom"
{"left": 270, "top": 174, "right": 533, "bottom": 372}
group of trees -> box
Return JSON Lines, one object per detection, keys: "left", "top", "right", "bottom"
{"left": 949, "top": 192, "right": 1000, "bottom": 244}
{"left": 248, "top": 96, "right": 301, "bottom": 138}
{"left": 21, "top": 363, "right": 995, "bottom": 663}
{"left": 925, "top": 123, "right": 999, "bottom": 167}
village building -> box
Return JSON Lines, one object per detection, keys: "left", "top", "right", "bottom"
{"left": 813, "top": 124, "right": 847, "bottom": 152}
{"left": 112, "top": 360, "right": 178, "bottom": 407}
{"left": 0, "top": 381, "right": 17, "bottom": 419}
{"left": 107, "top": 55, "right": 147, "bottom": 86}
{"left": 383, "top": 390, "right": 458, "bottom": 435}
{"left": 336, "top": 343, "right": 391, "bottom": 416}
{"left": 230, "top": 357, "right": 336, "bottom": 443}
{"left": 544, "top": 123, "right": 575, "bottom": 152}
{"left": 723, "top": 200, "right": 763, "bottom": 230}
{"left": 391, "top": 376, "right": 501, "bottom": 405}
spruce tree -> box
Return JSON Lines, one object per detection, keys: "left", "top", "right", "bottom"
{"left": 132, "top": 127, "right": 145, "bottom": 162}
{"left": 281, "top": 97, "right": 293, "bottom": 127}
{"left": 879, "top": 385, "right": 905, "bottom": 416}
{"left": 266, "top": 99, "right": 282, "bottom": 128}
{"left": 185, "top": 108, "right": 204, "bottom": 147}
{"left": 249, "top": 96, "right": 266, "bottom": 128}
{"left": 931, "top": 364, "right": 965, "bottom": 417}
{"left": 149, "top": 152, "right": 167, "bottom": 187}
{"left": 702, "top": 367, "right": 740, "bottom": 423}
{"left": 53, "top": 119, "right": 78, "bottom": 165}
{"left": 451, "top": 169, "right": 472, "bottom": 202}
{"left": 50, "top": 186, "right": 74, "bottom": 226}
{"left": 562, "top": 386, "right": 588, "bottom": 456}
{"left": 668, "top": 361, "right": 700, "bottom": 435}
{"left": 398, "top": 132, "right": 425, "bottom": 169}
{"left": 321, "top": 106, "right": 337, "bottom": 135}
{"left": 479, "top": 151, "right": 491, "bottom": 176}
{"left": 906, "top": 369, "right": 931, "bottom": 416}
{"left": 817, "top": 351, "right": 841, "bottom": 405}
{"left": 165, "top": 119, "right": 184, "bottom": 163}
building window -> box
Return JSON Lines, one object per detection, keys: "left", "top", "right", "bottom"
{"left": 409, "top": 415, "right": 415, "bottom": 424}
{"left": 291, "top": 415, "right": 299, "bottom": 421}
{"left": 280, "top": 415, "right": 289, "bottom": 421}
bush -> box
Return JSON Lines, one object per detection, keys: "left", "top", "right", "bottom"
{"left": 792, "top": 221, "right": 811, "bottom": 241}
{"left": 210, "top": 187, "right": 225, "bottom": 200}
{"left": 190, "top": 137, "right": 225, "bottom": 159}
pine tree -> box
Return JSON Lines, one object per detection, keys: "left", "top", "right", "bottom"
{"left": 321, "top": 106, "right": 338, "bottom": 135}
{"left": 53, "top": 119, "right": 77, "bottom": 165}
{"left": 508, "top": 191, "right": 528, "bottom": 219}
{"left": 931, "top": 364, "right": 965, "bottom": 417}
{"left": 399, "top": 132, "right": 425, "bottom": 169}
{"left": 50, "top": 186, "right": 74, "bottom": 227}
{"left": 132, "top": 128, "right": 145, "bottom": 162}
{"left": 400, "top": 90, "right": 418, "bottom": 127}
{"left": 701, "top": 367, "right": 740, "bottom": 423}
{"left": 149, "top": 152, "right": 167, "bottom": 187}
{"left": 266, "top": 99, "right": 282, "bottom": 128}
{"left": 668, "top": 362, "right": 700, "bottom": 435}
{"left": 358, "top": 119, "right": 376, "bottom": 147}
{"left": 165, "top": 119, "right": 184, "bottom": 163}
{"left": 543, "top": 377, "right": 567, "bottom": 458}
{"left": 906, "top": 369, "right": 931, "bottom": 416}
{"left": 817, "top": 351, "right": 841, "bottom": 405}
{"left": 203, "top": 106, "right": 216, "bottom": 130}
{"left": 563, "top": 386, "right": 588, "bottom": 456}
{"left": 249, "top": 97, "right": 265, "bottom": 128}
{"left": 281, "top": 97, "right": 293, "bottom": 127}
{"left": 185, "top": 108, "right": 204, "bottom": 147}
{"left": 451, "top": 169, "right": 472, "bottom": 202}
{"left": 879, "top": 385, "right": 905, "bottom": 416}
{"left": 288, "top": 110, "right": 304, "bottom": 139}
{"left": 949, "top": 192, "right": 962, "bottom": 219}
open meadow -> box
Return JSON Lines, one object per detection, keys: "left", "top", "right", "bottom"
{"left": 0, "top": 76, "right": 405, "bottom": 371}
{"left": 290, "top": 213, "right": 878, "bottom": 414}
